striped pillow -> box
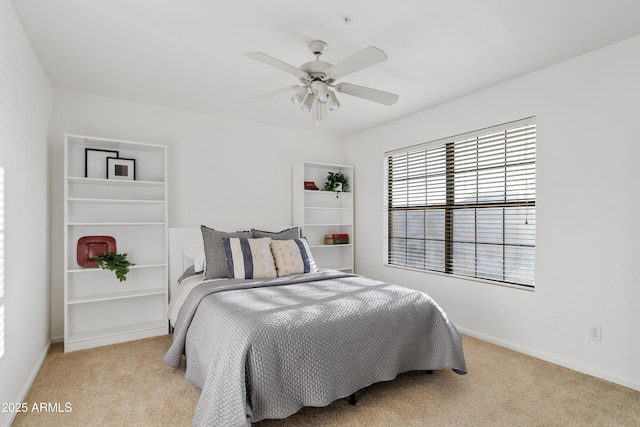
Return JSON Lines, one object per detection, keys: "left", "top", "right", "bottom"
{"left": 270, "top": 238, "right": 318, "bottom": 277}
{"left": 222, "top": 237, "right": 277, "bottom": 279}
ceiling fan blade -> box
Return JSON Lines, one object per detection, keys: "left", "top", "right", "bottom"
{"left": 243, "top": 51, "right": 310, "bottom": 82}
{"left": 241, "top": 86, "right": 299, "bottom": 104}
{"left": 326, "top": 46, "right": 388, "bottom": 80}
{"left": 334, "top": 83, "right": 399, "bottom": 106}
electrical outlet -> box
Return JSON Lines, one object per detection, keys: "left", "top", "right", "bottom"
{"left": 588, "top": 324, "right": 601, "bottom": 341}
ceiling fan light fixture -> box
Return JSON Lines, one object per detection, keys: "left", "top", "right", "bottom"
{"left": 291, "top": 86, "right": 308, "bottom": 105}
{"left": 312, "top": 100, "right": 327, "bottom": 125}
{"left": 301, "top": 92, "right": 316, "bottom": 112}
{"left": 315, "top": 82, "right": 330, "bottom": 103}
{"left": 328, "top": 91, "right": 340, "bottom": 111}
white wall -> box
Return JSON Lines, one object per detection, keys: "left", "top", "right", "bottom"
{"left": 346, "top": 35, "right": 640, "bottom": 391}
{"left": 0, "top": 1, "right": 53, "bottom": 426}
{"left": 49, "top": 89, "right": 346, "bottom": 340}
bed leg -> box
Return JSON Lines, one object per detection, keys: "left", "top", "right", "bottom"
{"left": 348, "top": 393, "right": 357, "bottom": 405}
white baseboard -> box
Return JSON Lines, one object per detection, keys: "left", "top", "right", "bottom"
{"left": 458, "top": 327, "right": 640, "bottom": 392}
{"left": 1, "top": 340, "right": 51, "bottom": 427}
{"left": 51, "top": 335, "right": 63, "bottom": 344}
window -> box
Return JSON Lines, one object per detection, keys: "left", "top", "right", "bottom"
{"left": 385, "top": 118, "right": 536, "bottom": 288}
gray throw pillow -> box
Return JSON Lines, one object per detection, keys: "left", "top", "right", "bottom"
{"left": 251, "top": 227, "right": 299, "bottom": 240}
{"left": 177, "top": 265, "right": 199, "bottom": 284}
{"left": 201, "top": 225, "right": 251, "bottom": 279}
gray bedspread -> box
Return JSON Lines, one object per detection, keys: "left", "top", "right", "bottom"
{"left": 164, "top": 269, "right": 466, "bottom": 426}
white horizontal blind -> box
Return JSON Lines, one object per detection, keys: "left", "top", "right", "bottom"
{"left": 386, "top": 118, "right": 536, "bottom": 288}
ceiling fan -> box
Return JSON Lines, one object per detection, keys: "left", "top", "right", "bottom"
{"left": 243, "top": 40, "right": 399, "bottom": 125}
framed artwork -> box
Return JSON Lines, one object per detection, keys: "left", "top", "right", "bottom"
{"left": 85, "top": 148, "right": 119, "bottom": 178}
{"left": 107, "top": 157, "right": 136, "bottom": 180}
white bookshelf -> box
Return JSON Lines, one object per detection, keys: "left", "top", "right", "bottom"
{"left": 64, "top": 134, "right": 168, "bottom": 352}
{"left": 293, "top": 161, "right": 354, "bottom": 273}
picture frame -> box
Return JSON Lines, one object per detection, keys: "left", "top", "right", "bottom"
{"left": 85, "top": 148, "right": 119, "bottom": 178}
{"left": 107, "top": 157, "right": 136, "bottom": 180}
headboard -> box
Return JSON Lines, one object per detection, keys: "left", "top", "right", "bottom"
{"left": 168, "top": 226, "right": 296, "bottom": 297}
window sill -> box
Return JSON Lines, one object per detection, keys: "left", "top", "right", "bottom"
{"left": 383, "top": 263, "right": 535, "bottom": 292}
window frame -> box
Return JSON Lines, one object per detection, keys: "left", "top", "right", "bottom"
{"left": 383, "top": 117, "right": 536, "bottom": 290}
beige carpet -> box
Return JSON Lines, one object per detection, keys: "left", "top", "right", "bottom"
{"left": 13, "top": 334, "right": 640, "bottom": 426}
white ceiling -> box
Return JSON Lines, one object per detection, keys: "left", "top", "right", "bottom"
{"left": 11, "top": 0, "right": 640, "bottom": 137}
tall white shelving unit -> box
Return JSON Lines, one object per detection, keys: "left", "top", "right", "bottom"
{"left": 293, "top": 161, "right": 354, "bottom": 273}
{"left": 64, "top": 134, "right": 168, "bottom": 352}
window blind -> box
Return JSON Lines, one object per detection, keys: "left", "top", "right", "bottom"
{"left": 386, "top": 118, "right": 536, "bottom": 288}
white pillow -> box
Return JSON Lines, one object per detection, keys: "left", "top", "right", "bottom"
{"left": 222, "top": 237, "right": 277, "bottom": 279}
{"left": 270, "top": 238, "right": 318, "bottom": 277}
{"left": 184, "top": 241, "right": 206, "bottom": 272}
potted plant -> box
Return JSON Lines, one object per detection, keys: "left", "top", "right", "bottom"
{"left": 92, "top": 252, "right": 134, "bottom": 282}
{"left": 324, "top": 171, "right": 349, "bottom": 197}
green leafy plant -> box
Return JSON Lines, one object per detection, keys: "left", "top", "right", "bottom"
{"left": 92, "top": 252, "right": 134, "bottom": 282}
{"left": 324, "top": 171, "right": 350, "bottom": 197}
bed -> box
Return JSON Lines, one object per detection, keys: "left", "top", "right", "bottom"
{"left": 164, "top": 226, "right": 467, "bottom": 426}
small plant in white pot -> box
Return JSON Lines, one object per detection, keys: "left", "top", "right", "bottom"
{"left": 324, "top": 172, "right": 349, "bottom": 197}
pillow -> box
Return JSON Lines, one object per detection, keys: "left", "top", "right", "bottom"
{"left": 201, "top": 225, "right": 252, "bottom": 279}
{"left": 222, "top": 237, "right": 277, "bottom": 279}
{"left": 270, "top": 238, "right": 318, "bottom": 277}
{"left": 177, "top": 265, "right": 200, "bottom": 284}
{"left": 184, "top": 241, "right": 206, "bottom": 272}
{"left": 251, "top": 227, "right": 299, "bottom": 240}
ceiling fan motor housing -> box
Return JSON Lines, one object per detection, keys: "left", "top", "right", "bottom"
{"left": 299, "top": 40, "right": 334, "bottom": 85}
{"left": 299, "top": 61, "right": 334, "bottom": 85}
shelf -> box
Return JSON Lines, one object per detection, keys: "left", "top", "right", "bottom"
{"left": 302, "top": 161, "right": 352, "bottom": 169}
{"left": 304, "top": 190, "right": 352, "bottom": 195}
{"left": 68, "top": 176, "right": 165, "bottom": 187}
{"left": 67, "top": 263, "right": 165, "bottom": 274}
{"left": 294, "top": 161, "right": 354, "bottom": 274}
{"left": 324, "top": 265, "right": 353, "bottom": 272}
{"left": 64, "top": 134, "right": 168, "bottom": 352}
{"left": 68, "top": 198, "right": 165, "bottom": 204}
{"left": 67, "top": 134, "right": 167, "bottom": 152}
{"left": 67, "top": 288, "right": 167, "bottom": 305}
{"left": 67, "top": 221, "right": 166, "bottom": 226}
{"left": 304, "top": 223, "right": 352, "bottom": 227}
{"left": 66, "top": 320, "right": 167, "bottom": 345}
{"left": 305, "top": 207, "right": 352, "bottom": 210}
